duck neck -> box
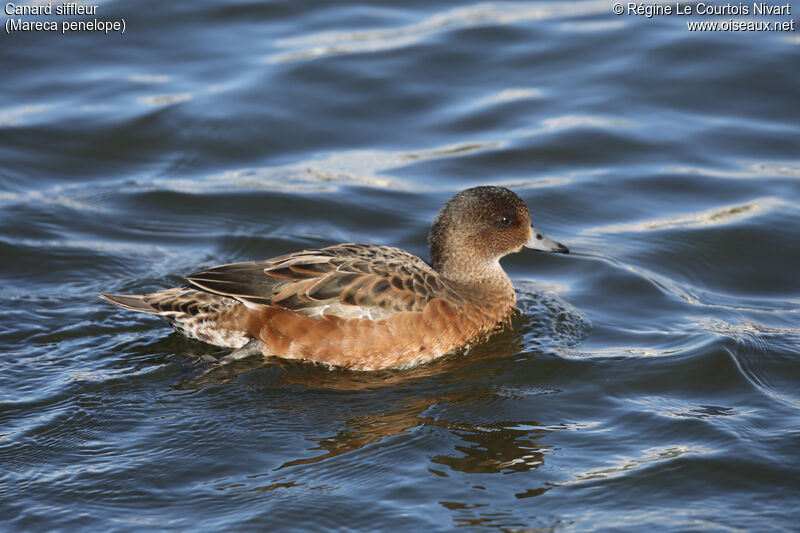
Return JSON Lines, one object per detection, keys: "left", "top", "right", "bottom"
{"left": 436, "top": 256, "right": 517, "bottom": 308}
{"left": 429, "top": 223, "right": 516, "bottom": 308}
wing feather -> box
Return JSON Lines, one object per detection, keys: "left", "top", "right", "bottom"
{"left": 185, "top": 244, "right": 457, "bottom": 320}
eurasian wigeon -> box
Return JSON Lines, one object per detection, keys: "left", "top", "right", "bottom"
{"left": 100, "top": 186, "right": 568, "bottom": 370}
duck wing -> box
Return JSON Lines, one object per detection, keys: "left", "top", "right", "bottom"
{"left": 185, "top": 244, "right": 461, "bottom": 320}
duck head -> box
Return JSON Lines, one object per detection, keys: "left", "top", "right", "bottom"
{"left": 429, "top": 186, "right": 568, "bottom": 281}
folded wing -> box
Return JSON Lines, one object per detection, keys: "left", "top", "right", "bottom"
{"left": 185, "top": 244, "right": 462, "bottom": 320}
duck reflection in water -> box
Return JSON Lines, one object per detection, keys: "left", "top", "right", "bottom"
{"left": 176, "top": 325, "right": 555, "bottom": 486}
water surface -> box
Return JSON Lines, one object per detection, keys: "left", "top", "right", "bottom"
{"left": 2, "top": 1, "right": 800, "bottom": 531}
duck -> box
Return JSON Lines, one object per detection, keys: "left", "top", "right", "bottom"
{"left": 99, "top": 186, "right": 568, "bottom": 371}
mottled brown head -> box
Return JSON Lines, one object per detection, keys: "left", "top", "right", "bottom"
{"left": 428, "top": 186, "right": 567, "bottom": 281}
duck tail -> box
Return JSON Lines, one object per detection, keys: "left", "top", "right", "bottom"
{"left": 98, "top": 292, "right": 159, "bottom": 314}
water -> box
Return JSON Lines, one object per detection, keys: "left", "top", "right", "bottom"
{"left": 2, "top": 0, "right": 800, "bottom": 530}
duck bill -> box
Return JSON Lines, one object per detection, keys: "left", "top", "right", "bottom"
{"left": 524, "top": 226, "right": 569, "bottom": 254}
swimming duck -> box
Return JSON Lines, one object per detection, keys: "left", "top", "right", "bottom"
{"left": 100, "top": 186, "right": 568, "bottom": 370}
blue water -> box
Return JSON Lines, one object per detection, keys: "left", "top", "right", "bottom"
{"left": 2, "top": 1, "right": 800, "bottom": 530}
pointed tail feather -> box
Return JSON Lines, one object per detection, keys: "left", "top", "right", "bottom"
{"left": 99, "top": 289, "right": 253, "bottom": 348}
{"left": 98, "top": 292, "right": 160, "bottom": 314}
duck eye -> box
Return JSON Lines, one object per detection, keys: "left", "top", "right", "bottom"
{"left": 499, "top": 215, "right": 512, "bottom": 226}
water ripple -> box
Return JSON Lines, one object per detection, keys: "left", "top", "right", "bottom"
{"left": 199, "top": 141, "right": 502, "bottom": 193}
{"left": 559, "top": 445, "right": 714, "bottom": 486}
{"left": 269, "top": 1, "right": 610, "bottom": 63}
{"left": 588, "top": 196, "right": 788, "bottom": 233}
{"left": 664, "top": 161, "right": 800, "bottom": 180}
